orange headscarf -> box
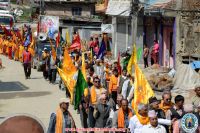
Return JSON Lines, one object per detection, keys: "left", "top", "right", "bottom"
{"left": 118, "top": 108, "right": 133, "bottom": 128}
{"left": 159, "top": 100, "right": 174, "bottom": 114}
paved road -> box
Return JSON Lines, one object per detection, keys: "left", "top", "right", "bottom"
{"left": 0, "top": 55, "right": 81, "bottom": 131}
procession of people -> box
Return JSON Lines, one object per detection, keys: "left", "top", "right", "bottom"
{"left": 0, "top": 24, "right": 199, "bottom": 133}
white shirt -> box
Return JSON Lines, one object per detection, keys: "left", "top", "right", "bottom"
{"left": 128, "top": 115, "right": 145, "bottom": 133}
{"left": 141, "top": 124, "right": 167, "bottom": 133}
{"left": 121, "top": 80, "right": 134, "bottom": 102}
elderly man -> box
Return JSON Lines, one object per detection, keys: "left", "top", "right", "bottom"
{"left": 47, "top": 98, "right": 76, "bottom": 133}
{"left": 113, "top": 99, "right": 133, "bottom": 128}
{"left": 94, "top": 94, "right": 111, "bottom": 128}
{"left": 192, "top": 85, "right": 200, "bottom": 112}
{"left": 141, "top": 110, "right": 167, "bottom": 133}
{"left": 159, "top": 91, "right": 174, "bottom": 115}
{"left": 129, "top": 103, "right": 149, "bottom": 133}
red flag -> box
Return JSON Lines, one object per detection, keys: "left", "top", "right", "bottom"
{"left": 56, "top": 32, "right": 60, "bottom": 48}
{"left": 117, "top": 51, "right": 122, "bottom": 75}
{"left": 69, "top": 33, "right": 81, "bottom": 51}
{"left": 3, "top": 26, "right": 12, "bottom": 36}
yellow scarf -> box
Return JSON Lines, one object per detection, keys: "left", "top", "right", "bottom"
{"left": 118, "top": 108, "right": 133, "bottom": 128}
{"left": 55, "top": 107, "right": 63, "bottom": 133}
{"left": 56, "top": 107, "right": 76, "bottom": 133}
{"left": 159, "top": 100, "right": 174, "bottom": 114}
{"left": 90, "top": 86, "right": 103, "bottom": 105}
{"left": 136, "top": 113, "right": 149, "bottom": 125}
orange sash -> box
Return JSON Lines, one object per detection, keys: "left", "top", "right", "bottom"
{"left": 55, "top": 107, "right": 76, "bottom": 133}
{"left": 55, "top": 108, "right": 63, "bottom": 133}
{"left": 159, "top": 100, "right": 174, "bottom": 114}
{"left": 118, "top": 108, "right": 133, "bottom": 128}
{"left": 90, "top": 86, "right": 103, "bottom": 105}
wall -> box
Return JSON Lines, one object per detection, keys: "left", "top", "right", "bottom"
{"left": 45, "top": 3, "right": 93, "bottom": 17}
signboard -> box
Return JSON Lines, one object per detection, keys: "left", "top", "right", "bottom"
{"left": 106, "top": 0, "right": 131, "bottom": 16}
{"left": 39, "top": 16, "right": 59, "bottom": 38}
{"left": 101, "top": 24, "right": 113, "bottom": 33}
{"left": 143, "top": 0, "right": 173, "bottom": 9}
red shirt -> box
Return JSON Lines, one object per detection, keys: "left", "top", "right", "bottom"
{"left": 23, "top": 51, "right": 31, "bottom": 63}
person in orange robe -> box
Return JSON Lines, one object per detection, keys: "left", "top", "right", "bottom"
{"left": 8, "top": 39, "right": 13, "bottom": 59}
{"left": 109, "top": 69, "right": 119, "bottom": 103}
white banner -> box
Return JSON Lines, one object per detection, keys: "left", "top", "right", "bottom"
{"left": 101, "top": 24, "right": 113, "bottom": 33}
{"left": 106, "top": 0, "right": 131, "bottom": 16}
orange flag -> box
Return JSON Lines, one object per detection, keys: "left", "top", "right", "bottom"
{"left": 58, "top": 48, "right": 77, "bottom": 103}
{"left": 49, "top": 39, "right": 56, "bottom": 61}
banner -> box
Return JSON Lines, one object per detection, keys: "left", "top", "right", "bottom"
{"left": 39, "top": 15, "right": 59, "bottom": 38}
{"left": 143, "top": 0, "right": 173, "bottom": 9}
{"left": 106, "top": 0, "right": 131, "bottom": 16}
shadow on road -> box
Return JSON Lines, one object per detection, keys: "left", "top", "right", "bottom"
{"left": 0, "top": 91, "right": 51, "bottom": 99}
{"left": 30, "top": 77, "right": 43, "bottom": 80}
{"left": 0, "top": 81, "right": 29, "bottom": 92}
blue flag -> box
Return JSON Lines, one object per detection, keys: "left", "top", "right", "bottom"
{"left": 97, "top": 40, "right": 106, "bottom": 59}
{"left": 24, "top": 34, "right": 30, "bottom": 46}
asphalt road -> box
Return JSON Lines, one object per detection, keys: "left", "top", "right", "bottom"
{"left": 0, "top": 55, "right": 81, "bottom": 132}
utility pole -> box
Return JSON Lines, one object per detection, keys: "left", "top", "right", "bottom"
{"left": 131, "top": 0, "right": 139, "bottom": 45}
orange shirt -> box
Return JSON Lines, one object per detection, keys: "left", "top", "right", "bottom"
{"left": 109, "top": 75, "right": 119, "bottom": 93}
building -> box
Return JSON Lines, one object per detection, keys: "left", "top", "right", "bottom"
{"left": 37, "top": 0, "right": 102, "bottom": 42}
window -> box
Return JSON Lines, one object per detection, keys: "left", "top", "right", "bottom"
{"left": 72, "top": 7, "right": 82, "bottom": 16}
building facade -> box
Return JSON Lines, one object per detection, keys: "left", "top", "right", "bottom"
{"left": 39, "top": 0, "right": 102, "bottom": 42}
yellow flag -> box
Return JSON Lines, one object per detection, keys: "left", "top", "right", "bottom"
{"left": 66, "top": 30, "right": 70, "bottom": 46}
{"left": 81, "top": 52, "right": 86, "bottom": 80}
{"left": 58, "top": 48, "right": 77, "bottom": 103}
{"left": 133, "top": 63, "right": 154, "bottom": 113}
{"left": 127, "top": 44, "right": 137, "bottom": 75}
{"left": 57, "top": 67, "right": 76, "bottom": 104}
{"left": 49, "top": 39, "right": 56, "bottom": 61}
{"left": 62, "top": 48, "right": 76, "bottom": 74}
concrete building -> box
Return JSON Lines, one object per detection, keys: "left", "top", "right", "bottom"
{"left": 38, "top": 0, "right": 102, "bottom": 42}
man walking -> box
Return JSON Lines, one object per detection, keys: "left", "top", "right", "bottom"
{"left": 22, "top": 46, "right": 31, "bottom": 79}
{"left": 47, "top": 98, "right": 76, "bottom": 133}
{"left": 47, "top": 51, "right": 58, "bottom": 84}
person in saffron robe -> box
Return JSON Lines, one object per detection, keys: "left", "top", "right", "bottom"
{"left": 109, "top": 69, "right": 119, "bottom": 104}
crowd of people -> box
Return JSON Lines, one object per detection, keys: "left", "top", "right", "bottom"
{"left": 46, "top": 36, "right": 199, "bottom": 132}
{"left": 0, "top": 26, "right": 199, "bottom": 133}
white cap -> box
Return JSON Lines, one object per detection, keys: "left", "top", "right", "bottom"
{"left": 59, "top": 98, "right": 70, "bottom": 104}
{"left": 44, "top": 47, "right": 47, "bottom": 50}
{"left": 148, "top": 110, "right": 157, "bottom": 118}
